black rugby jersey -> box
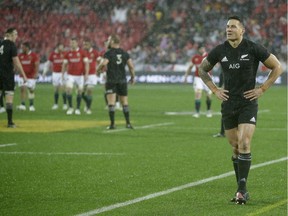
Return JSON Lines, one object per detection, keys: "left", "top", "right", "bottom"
{"left": 207, "top": 39, "right": 270, "bottom": 100}
{"left": 104, "top": 48, "right": 130, "bottom": 83}
{"left": 0, "top": 39, "right": 18, "bottom": 76}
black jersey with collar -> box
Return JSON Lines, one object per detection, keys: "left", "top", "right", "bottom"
{"left": 0, "top": 39, "right": 17, "bottom": 76}
{"left": 104, "top": 48, "right": 130, "bottom": 83}
{"left": 207, "top": 38, "right": 270, "bottom": 100}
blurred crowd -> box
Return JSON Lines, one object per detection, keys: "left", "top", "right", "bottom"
{"left": 0, "top": 0, "right": 287, "bottom": 67}
{"left": 130, "top": 0, "right": 287, "bottom": 65}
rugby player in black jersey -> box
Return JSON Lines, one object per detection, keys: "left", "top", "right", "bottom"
{"left": 97, "top": 35, "right": 135, "bottom": 129}
{"left": 199, "top": 16, "right": 283, "bottom": 204}
{"left": 0, "top": 28, "right": 27, "bottom": 127}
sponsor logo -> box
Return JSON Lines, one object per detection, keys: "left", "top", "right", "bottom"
{"left": 240, "top": 54, "right": 249, "bottom": 61}
{"left": 221, "top": 56, "right": 228, "bottom": 62}
{"left": 229, "top": 63, "right": 240, "bottom": 69}
{"left": 250, "top": 117, "right": 256, "bottom": 122}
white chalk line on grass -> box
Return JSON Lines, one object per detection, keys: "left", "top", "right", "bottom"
{"left": 0, "top": 143, "right": 17, "bottom": 148}
{"left": 164, "top": 109, "right": 270, "bottom": 116}
{"left": 103, "top": 122, "right": 174, "bottom": 133}
{"left": 0, "top": 152, "right": 125, "bottom": 156}
{"left": 75, "top": 156, "right": 288, "bottom": 216}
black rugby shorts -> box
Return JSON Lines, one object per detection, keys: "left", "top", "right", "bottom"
{"left": 0, "top": 74, "right": 15, "bottom": 92}
{"left": 105, "top": 82, "right": 128, "bottom": 96}
{"left": 221, "top": 100, "right": 258, "bottom": 130}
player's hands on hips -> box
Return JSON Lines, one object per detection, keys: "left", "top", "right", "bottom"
{"left": 244, "top": 88, "right": 264, "bottom": 101}
{"left": 214, "top": 88, "right": 229, "bottom": 101}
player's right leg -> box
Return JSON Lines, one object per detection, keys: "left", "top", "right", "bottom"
{"left": 17, "top": 77, "right": 27, "bottom": 111}
{"left": 65, "top": 75, "right": 74, "bottom": 115}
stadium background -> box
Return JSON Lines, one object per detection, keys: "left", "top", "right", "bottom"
{"left": 0, "top": 1, "right": 287, "bottom": 215}
{"left": 0, "top": 0, "right": 287, "bottom": 84}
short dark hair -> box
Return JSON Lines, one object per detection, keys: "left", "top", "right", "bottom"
{"left": 5, "top": 28, "right": 16, "bottom": 34}
{"left": 228, "top": 15, "right": 243, "bottom": 23}
{"left": 228, "top": 15, "right": 244, "bottom": 28}
{"left": 22, "top": 42, "right": 30, "bottom": 49}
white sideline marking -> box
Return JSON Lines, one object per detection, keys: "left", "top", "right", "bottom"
{"left": 103, "top": 122, "right": 174, "bottom": 133}
{"left": 164, "top": 109, "right": 270, "bottom": 116}
{"left": 75, "top": 157, "right": 287, "bottom": 216}
{"left": 0, "top": 152, "right": 125, "bottom": 156}
{"left": 0, "top": 143, "right": 17, "bottom": 148}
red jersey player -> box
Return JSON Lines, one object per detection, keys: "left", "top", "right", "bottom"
{"left": 17, "top": 42, "right": 39, "bottom": 111}
{"left": 43, "top": 43, "right": 68, "bottom": 110}
{"left": 62, "top": 37, "right": 89, "bottom": 115}
{"left": 82, "top": 38, "right": 104, "bottom": 114}
{"left": 184, "top": 46, "right": 213, "bottom": 118}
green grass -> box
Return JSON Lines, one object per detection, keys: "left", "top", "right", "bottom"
{"left": 0, "top": 84, "right": 287, "bottom": 216}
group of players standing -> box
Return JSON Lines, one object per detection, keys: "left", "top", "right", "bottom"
{"left": 0, "top": 28, "right": 135, "bottom": 129}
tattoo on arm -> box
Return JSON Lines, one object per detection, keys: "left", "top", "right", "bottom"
{"left": 199, "top": 59, "right": 214, "bottom": 84}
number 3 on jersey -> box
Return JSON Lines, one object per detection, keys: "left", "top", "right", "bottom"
{"left": 116, "top": 54, "right": 122, "bottom": 64}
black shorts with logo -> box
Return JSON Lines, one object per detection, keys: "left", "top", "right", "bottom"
{"left": 221, "top": 99, "right": 258, "bottom": 130}
{"left": 105, "top": 82, "right": 128, "bottom": 96}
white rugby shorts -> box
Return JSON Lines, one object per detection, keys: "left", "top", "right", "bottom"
{"left": 66, "top": 74, "right": 84, "bottom": 90}
{"left": 52, "top": 72, "right": 67, "bottom": 87}
{"left": 193, "top": 76, "right": 212, "bottom": 94}
{"left": 18, "top": 78, "right": 36, "bottom": 90}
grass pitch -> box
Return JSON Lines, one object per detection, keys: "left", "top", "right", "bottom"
{"left": 0, "top": 83, "right": 287, "bottom": 216}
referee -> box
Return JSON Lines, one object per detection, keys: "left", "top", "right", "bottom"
{"left": 97, "top": 34, "right": 135, "bottom": 129}
{"left": 199, "top": 16, "right": 283, "bottom": 204}
{"left": 0, "top": 28, "right": 27, "bottom": 127}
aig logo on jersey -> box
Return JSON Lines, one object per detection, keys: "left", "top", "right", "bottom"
{"left": 229, "top": 63, "right": 240, "bottom": 69}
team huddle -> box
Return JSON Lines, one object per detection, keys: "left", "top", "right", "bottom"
{"left": 0, "top": 28, "right": 135, "bottom": 129}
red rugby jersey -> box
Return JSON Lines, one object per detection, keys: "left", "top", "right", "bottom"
{"left": 48, "top": 51, "right": 66, "bottom": 73}
{"left": 64, "top": 48, "right": 87, "bottom": 75}
{"left": 85, "top": 48, "right": 102, "bottom": 75}
{"left": 18, "top": 51, "right": 39, "bottom": 78}
{"left": 191, "top": 52, "right": 209, "bottom": 77}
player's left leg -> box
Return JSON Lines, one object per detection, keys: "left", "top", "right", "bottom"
{"left": 5, "top": 91, "right": 15, "bottom": 127}
{"left": 27, "top": 79, "right": 36, "bottom": 112}
{"left": 120, "top": 95, "right": 133, "bottom": 129}
{"left": 193, "top": 89, "right": 202, "bottom": 118}
{"left": 118, "top": 83, "right": 132, "bottom": 129}
{"left": 84, "top": 86, "right": 94, "bottom": 114}
{"left": 75, "top": 76, "right": 84, "bottom": 115}
{"left": 234, "top": 123, "right": 254, "bottom": 204}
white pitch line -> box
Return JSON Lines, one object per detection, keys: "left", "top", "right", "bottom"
{"left": 75, "top": 157, "right": 287, "bottom": 216}
{"left": 0, "top": 152, "right": 125, "bottom": 156}
{"left": 0, "top": 143, "right": 17, "bottom": 148}
{"left": 103, "top": 122, "right": 174, "bottom": 133}
{"left": 164, "top": 109, "right": 270, "bottom": 116}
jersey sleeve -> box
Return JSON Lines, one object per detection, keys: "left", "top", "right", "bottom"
{"left": 206, "top": 45, "right": 221, "bottom": 66}
{"left": 253, "top": 43, "right": 270, "bottom": 63}
{"left": 33, "top": 53, "right": 39, "bottom": 63}
{"left": 11, "top": 42, "right": 18, "bottom": 57}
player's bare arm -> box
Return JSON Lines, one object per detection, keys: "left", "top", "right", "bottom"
{"left": 13, "top": 56, "right": 27, "bottom": 81}
{"left": 199, "top": 58, "right": 229, "bottom": 101}
{"left": 96, "top": 58, "right": 109, "bottom": 74}
{"left": 61, "top": 60, "right": 68, "bottom": 79}
{"left": 184, "top": 63, "right": 193, "bottom": 83}
{"left": 244, "top": 54, "right": 283, "bottom": 101}
{"left": 127, "top": 59, "right": 135, "bottom": 84}
{"left": 83, "top": 57, "right": 90, "bottom": 80}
